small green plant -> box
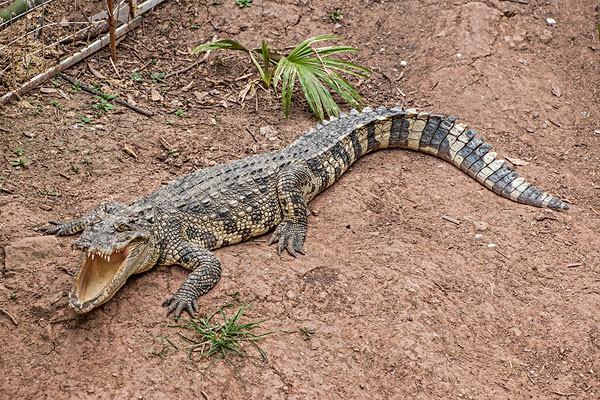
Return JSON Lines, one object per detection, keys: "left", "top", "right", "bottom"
{"left": 193, "top": 35, "right": 370, "bottom": 119}
{"left": 13, "top": 147, "right": 25, "bottom": 156}
{"left": 130, "top": 72, "right": 143, "bottom": 82}
{"left": 329, "top": 8, "right": 343, "bottom": 22}
{"left": 10, "top": 157, "right": 31, "bottom": 168}
{"left": 51, "top": 78, "right": 61, "bottom": 87}
{"left": 235, "top": 0, "right": 252, "bottom": 7}
{"left": 150, "top": 71, "right": 166, "bottom": 83}
{"left": 190, "top": 23, "right": 200, "bottom": 30}
{"left": 71, "top": 83, "right": 82, "bottom": 92}
{"left": 94, "top": 97, "right": 115, "bottom": 114}
{"left": 49, "top": 99, "right": 62, "bottom": 109}
{"left": 174, "top": 108, "right": 186, "bottom": 117}
{"left": 170, "top": 305, "right": 272, "bottom": 366}
{"left": 78, "top": 115, "right": 92, "bottom": 125}
{"left": 299, "top": 326, "right": 315, "bottom": 340}
{"left": 39, "top": 188, "right": 61, "bottom": 197}
{"left": 8, "top": 292, "right": 17, "bottom": 300}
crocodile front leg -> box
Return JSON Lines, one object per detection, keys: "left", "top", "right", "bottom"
{"left": 36, "top": 202, "right": 119, "bottom": 236}
{"left": 268, "top": 163, "right": 312, "bottom": 257}
{"left": 162, "top": 241, "right": 222, "bottom": 318}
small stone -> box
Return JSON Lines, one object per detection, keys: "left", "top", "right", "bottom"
{"left": 539, "top": 29, "right": 553, "bottom": 43}
{"left": 594, "top": 129, "right": 600, "bottom": 136}
{"left": 286, "top": 290, "right": 296, "bottom": 300}
{"left": 487, "top": 243, "right": 497, "bottom": 249}
{"left": 474, "top": 221, "right": 488, "bottom": 232}
{"left": 545, "top": 17, "right": 557, "bottom": 26}
{"left": 456, "top": 53, "right": 463, "bottom": 58}
{"left": 474, "top": 234, "right": 484, "bottom": 241}
{"left": 400, "top": 60, "right": 408, "bottom": 67}
{"left": 23, "top": 131, "right": 35, "bottom": 138}
{"left": 260, "top": 125, "right": 279, "bottom": 140}
{"left": 518, "top": 59, "right": 529, "bottom": 66}
{"left": 551, "top": 86, "right": 562, "bottom": 97}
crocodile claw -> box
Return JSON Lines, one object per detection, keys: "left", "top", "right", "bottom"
{"left": 36, "top": 221, "right": 72, "bottom": 236}
{"left": 268, "top": 221, "right": 306, "bottom": 257}
{"left": 163, "top": 290, "right": 199, "bottom": 318}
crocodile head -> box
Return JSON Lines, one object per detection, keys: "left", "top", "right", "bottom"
{"left": 69, "top": 214, "right": 160, "bottom": 314}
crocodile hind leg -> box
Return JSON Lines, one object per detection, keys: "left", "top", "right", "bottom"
{"left": 268, "top": 163, "right": 312, "bottom": 257}
{"left": 36, "top": 202, "right": 124, "bottom": 236}
{"left": 162, "top": 241, "right": 222, "bottom": 317}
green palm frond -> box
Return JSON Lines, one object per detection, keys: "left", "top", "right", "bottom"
{"left": 273, "top": 35, "right": 370, "bottom": 119}
{"left": 193, "top": 35, "right": 371, "bottom": 119}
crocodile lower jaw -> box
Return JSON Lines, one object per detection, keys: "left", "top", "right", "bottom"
{"left": 69, "top": 248, "right": 130, "bottom": 314}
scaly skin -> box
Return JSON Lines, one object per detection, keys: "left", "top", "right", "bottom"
{"left": 39, "top": 107, "right": 569, "bottom": 317}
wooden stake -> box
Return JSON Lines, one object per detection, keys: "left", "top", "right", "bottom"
{"left": 106, "top": 0, "right": 117, "bottom": 62}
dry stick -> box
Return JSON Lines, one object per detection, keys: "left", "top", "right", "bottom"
{"left": 164, "top": 52, "right": 210, "bottom": 79}
{"left": 127, "top": 0, "right": 136, "bottom": 18}
{"left": 106, "top": 0, "right": 117, "bottom": 62}
{"left": 59, "top": 73, "right": 153, "bottom": 117}
{"left": 0, "top": 307, "right": 18, "bottom": 326}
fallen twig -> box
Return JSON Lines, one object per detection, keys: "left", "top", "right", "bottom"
{"left": 566, "top": 262, "right": 582, "bottom": 268}
{"left": 164, "top": 53, "right": 210, "bottom": 80}
{"left": 59, "top": 73, "right": 153, "bottom": 117}
{"left": 441, "top": 215, "right": 461, "bottom": 225}
{"left": 0, "top": 307, "right": 18, "bottom": 326}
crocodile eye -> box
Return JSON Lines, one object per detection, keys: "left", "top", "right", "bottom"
{"left": 115, "top": 222, "right": 132, "bottom": 232}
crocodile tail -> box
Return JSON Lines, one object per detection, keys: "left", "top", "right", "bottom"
{"left": 373, "top": 108, "right": 569, "bottom": 211}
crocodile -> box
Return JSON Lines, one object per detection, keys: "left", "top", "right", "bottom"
{"left": 39, "top": 107, "right": 569, "bottom": 317}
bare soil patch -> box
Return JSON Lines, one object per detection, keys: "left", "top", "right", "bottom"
{"left": 1, "top": 0, "right": 599, "bottom": 399}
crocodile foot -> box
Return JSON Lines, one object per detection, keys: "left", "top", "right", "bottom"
{"left": 35, "top": 220, "right": 84, "bottom": 236}
{"left": 268, "top": 221, "right": 306, "bottom": 257}
{"left": 163, "top": 289, "right": 199, "bottom": 318}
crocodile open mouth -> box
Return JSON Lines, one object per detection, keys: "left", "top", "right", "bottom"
{"left": 70, "top": 248, "right": 130, "bottom": 313}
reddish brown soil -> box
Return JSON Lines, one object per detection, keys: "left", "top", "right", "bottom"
{"left": 1, "top": 0, "right": 600, "bottom": 399}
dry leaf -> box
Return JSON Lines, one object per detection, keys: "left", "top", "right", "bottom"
{"left": 193, "top": 91, "right": 208, "bottom": 101}
{"left": 122, "top": 145, "right": 138, "bottom": 159}
{"left": 87, "top": 63, "right": 107, "bottom": 80}
{"left": 151, "top": 88, "right": 163, "bottom": 102}
{"left": 180, "top": 81, "right": 194, "bottom": 92}
{"left": 505, "top": 156, "right": 529, "bottom": 166}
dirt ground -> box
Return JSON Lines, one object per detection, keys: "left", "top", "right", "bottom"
{"left": 1, "top": 0, "right": 600, "bottom": 398}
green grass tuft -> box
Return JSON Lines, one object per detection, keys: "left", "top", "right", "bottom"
{"left": 170, "top": 305, "right": 272, "bottom": 367}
